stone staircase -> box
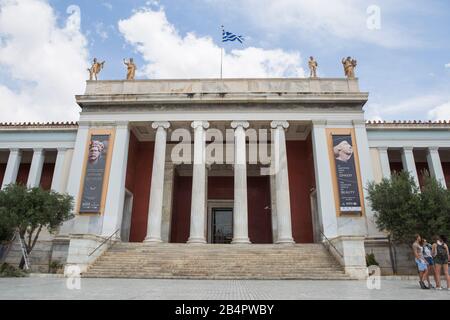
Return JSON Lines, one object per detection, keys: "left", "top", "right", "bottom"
{"left": 83, "top": 243, "right": 350, "bottom": 280}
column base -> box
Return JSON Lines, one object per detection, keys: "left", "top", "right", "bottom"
{"left": 187, "top": 237, "right": 207, "bottom": 244}
{"left": 276, "top": 238, "right": 295, "bottom": 245}
{"left": 143, "top": 237, "right": 163, "bottom": 244}
{"left": 232, "top": 238, "right": 251, "bottom": 244}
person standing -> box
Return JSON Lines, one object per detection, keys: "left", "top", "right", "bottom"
{"left": 432, "top": 235, "right": 450, "bottom": 290}
{"left": 422, "top": 238, "right": 436, "bottom": 288}
{"left": 412, "top": 234, "right": 429, "bottom": 289}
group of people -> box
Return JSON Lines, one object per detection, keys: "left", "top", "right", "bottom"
{"left": 413, "top": 234, "right": 450, "bottom": 290}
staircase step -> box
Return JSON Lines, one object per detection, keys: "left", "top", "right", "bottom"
{"left": 83, "top": 243, "right": 349, "bottom": 280}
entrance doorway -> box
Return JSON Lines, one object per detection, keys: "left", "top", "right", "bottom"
{"left": 207, "top": 200, "right": 233, "bottom": 244}
{"left": 211, "top": 208, "right": 233, "bottom": 244}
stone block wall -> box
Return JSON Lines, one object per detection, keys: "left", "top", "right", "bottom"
{"left": 3, "top": 237, "right": 70, "bottom": 273}
{"left": 365, "top": 239, "right": 417, "bottom": 275}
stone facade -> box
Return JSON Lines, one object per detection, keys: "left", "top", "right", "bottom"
{"left": 0, "top": 78, "right": 449, "bottom": 277}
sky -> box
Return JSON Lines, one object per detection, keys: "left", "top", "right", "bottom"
{"left": 0, "top": 0, "right": 449, "bottom": 122}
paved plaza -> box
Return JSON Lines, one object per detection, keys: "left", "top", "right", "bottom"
{"left": 0, "top": 277, "right": 449, "bottom": 300}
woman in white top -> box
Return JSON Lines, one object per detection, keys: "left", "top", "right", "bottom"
{"left": 422, "top": 239, "right": 436, "bottom": 289}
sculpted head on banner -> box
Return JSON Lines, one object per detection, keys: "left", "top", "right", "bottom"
{"left": 333, "top": 140, "right": 354, "bottom": 162}
{"left": 88, "top": 140, "right": 105, "bottom": 164}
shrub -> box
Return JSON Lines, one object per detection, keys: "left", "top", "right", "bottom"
{"left": 0, "top": 263, "right": 28, "bottom": 278}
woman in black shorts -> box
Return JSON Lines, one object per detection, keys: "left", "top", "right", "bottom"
{"left": 432, "top": 235, "right": 450, "bottom": 290}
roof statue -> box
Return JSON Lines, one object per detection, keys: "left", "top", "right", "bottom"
{"left": 87, "top": 58, "right": 105, "bottom": 81}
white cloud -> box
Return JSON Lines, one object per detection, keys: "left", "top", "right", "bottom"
{"left": 95, "top": 22, "right": 109, "bottom": 40}
{"left": 364, "top": 94, "right": 450, "bottom": 121}
{"left": 0, "top": 0, "right": 89, "bottom": 122}
{"left": 445, "top": 63, "right": 450, "bottom": 69}
{"left": 118, "top": 7, "right": 305, "bottom": 79}
{"left": 209, "top": 0, "right": 420, "bottom": 48}
{"left": 428, "top": 101, "right": 450, "bottom": 120}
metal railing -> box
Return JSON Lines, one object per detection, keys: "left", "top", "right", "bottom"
{"left": 88, "top": 229, "right": 120, "bottom": 257}
{"left": 320, "top": 231, "right": 344, "bottom": 259}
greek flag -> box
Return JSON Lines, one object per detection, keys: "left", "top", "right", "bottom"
{"left": 222, "top": 28, "right": 244, "bottom": 44}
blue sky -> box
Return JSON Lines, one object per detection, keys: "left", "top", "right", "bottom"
{"left": 0, "top": 0, "right": 449, "bottom": 122}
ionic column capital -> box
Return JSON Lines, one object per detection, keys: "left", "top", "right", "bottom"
{"left": 402, "top": 146, "right": 414, "bottom": 153}
{"left": 270, "top": 121, "right": 289, "bottom": 129}
{"left": 57, "top": 147, "right": 68, "bottom": 153}
{"left": 191, "top": 121, "right": 210, "bottom": 130}
{"left": 152, "top": 121, "right": 171, "bottom": 130}
{"left": 428, "top": 146, "right": 440, "bottom": 153}
{"left": 377, "top": 147, "right": 389, "bottom": 153}
{"left": 231, "top": 121, "right": 250, "bottom": 130}
{"left": 9, "top": 148, "right": 21, "bottom": 154}
{"left": 33, "top": 148, "right": 44, "bottom": 153}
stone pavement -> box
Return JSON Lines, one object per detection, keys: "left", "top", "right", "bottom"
{"left": 0, "top": 278, "right": 449, "bottom": 300}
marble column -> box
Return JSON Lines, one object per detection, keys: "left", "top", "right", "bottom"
{"left": 145, "top": 121, "right": 170, "bottom": 243}
{"left": 401, "top": 147, "right": 420, "bottom": 188}
{"left": 1, "top": 149, "right": 22, "bottom": 189}
{"left": 161, "top": 162, "right": 175, "bottom": 242}
{"left": 188, "top": 121, "right": 210, "bottom": 244}
{"left": 427, "top": 147, "right": 447, "bottom": 189}
{"left": 65, "top": 123, "right": 90, "bottom": 208}
{"left": 27, "top": 148, "right": 45, "bottom": 188}
{"left": 378, "top": 147, "right": 391, "bottom": 179}
{"left": 102, "top": 122, "right": 130, "bottom": 237}
{"left": 353, "top": 120, "right": 381, "bottom": 237}
{"left": 231, "top": 121, "right": 251, "bottom": 244}
{"left": 311, "top": 120, "right": 338, "bottom": 239}
{"left": 271, "top": 121, "right": 294, "bottom": 244}
{"left": 51, "top": 148, "right": 67, "bottom": 192}
{"left": 59, "top": 123, "right": 90, "bottom": 235}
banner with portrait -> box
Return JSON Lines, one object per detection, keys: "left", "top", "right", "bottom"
{"left": 331, "top": 134, "right": 362, "bottom": 213}
{"left": 79, "top": 133, "right": 112, "bottom": 214}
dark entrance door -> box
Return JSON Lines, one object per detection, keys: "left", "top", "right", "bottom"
{"left": 211, "top": 208, "right": 233, "bottom": 244}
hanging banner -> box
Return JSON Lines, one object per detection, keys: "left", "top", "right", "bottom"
{"left": 331, "top": 134, "right": 362, "bottom": 213}
{"left": 79, "top": 133, "right": 112, "bottom": 214}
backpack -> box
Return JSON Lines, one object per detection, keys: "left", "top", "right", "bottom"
{"left": 436, "top": 243, "right": 448, "bottom": 258}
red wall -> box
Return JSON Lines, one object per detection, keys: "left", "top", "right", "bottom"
{"left": 443, "top": 163, "right": 450, "bottom": 188}
{"left": 16, "top": 163, "right": 30, "bottom": 185}
{"left": 390, "top": 162, "right": 403, "bottom": 175}
{"left": 286, "top": 138, "right": 314, "bottom": 243}
{"left": 0, "top": 163, "right": 6, "bottom": 186}
{"left": 0, "top": 162, "right": 53, "bottom": 190}
{"left": 170, "top": 175, "right": 192, "bottom": 243}
{"left": 390, "top": 162, "right": 431, "bottom": 189}
{"left": 125, "top": 132, "right": 155, "bottom": 242}
{"left": 39, "top": 163, "right": 55, "bottom": 190}
{"left": 415, "top": 162, "right": 429, "bottom": 189}
{"left": 247, "top": 176, "right": 272, "bottom": 243}
{"left": 170, "top": 174, "right": 272, "bottom": 243}
{"left": 208, "top": 176, "right": 233, "bottom": 199}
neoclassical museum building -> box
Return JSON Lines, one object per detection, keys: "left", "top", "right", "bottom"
{"left": 1, "top": 78, "right": 449, "bottom": 279}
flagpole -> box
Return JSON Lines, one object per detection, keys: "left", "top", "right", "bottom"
{"left": 220, "top": 47, "right": 223, "bottom": 79}
{"left": 220, "top": 25, "right": 224, "bottom": 79}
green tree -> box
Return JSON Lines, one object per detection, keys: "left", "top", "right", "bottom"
{"left": 415, "top": 175, "right": 450, "bottom": 240}
{"left": 0, "top": 184, "right": 74, "bottom": 269}
{"left": 367, "top": 171, "right": 450, "bottom": 274}
{"left": 367, "top": 171, "right": 421, "bottom": 243}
